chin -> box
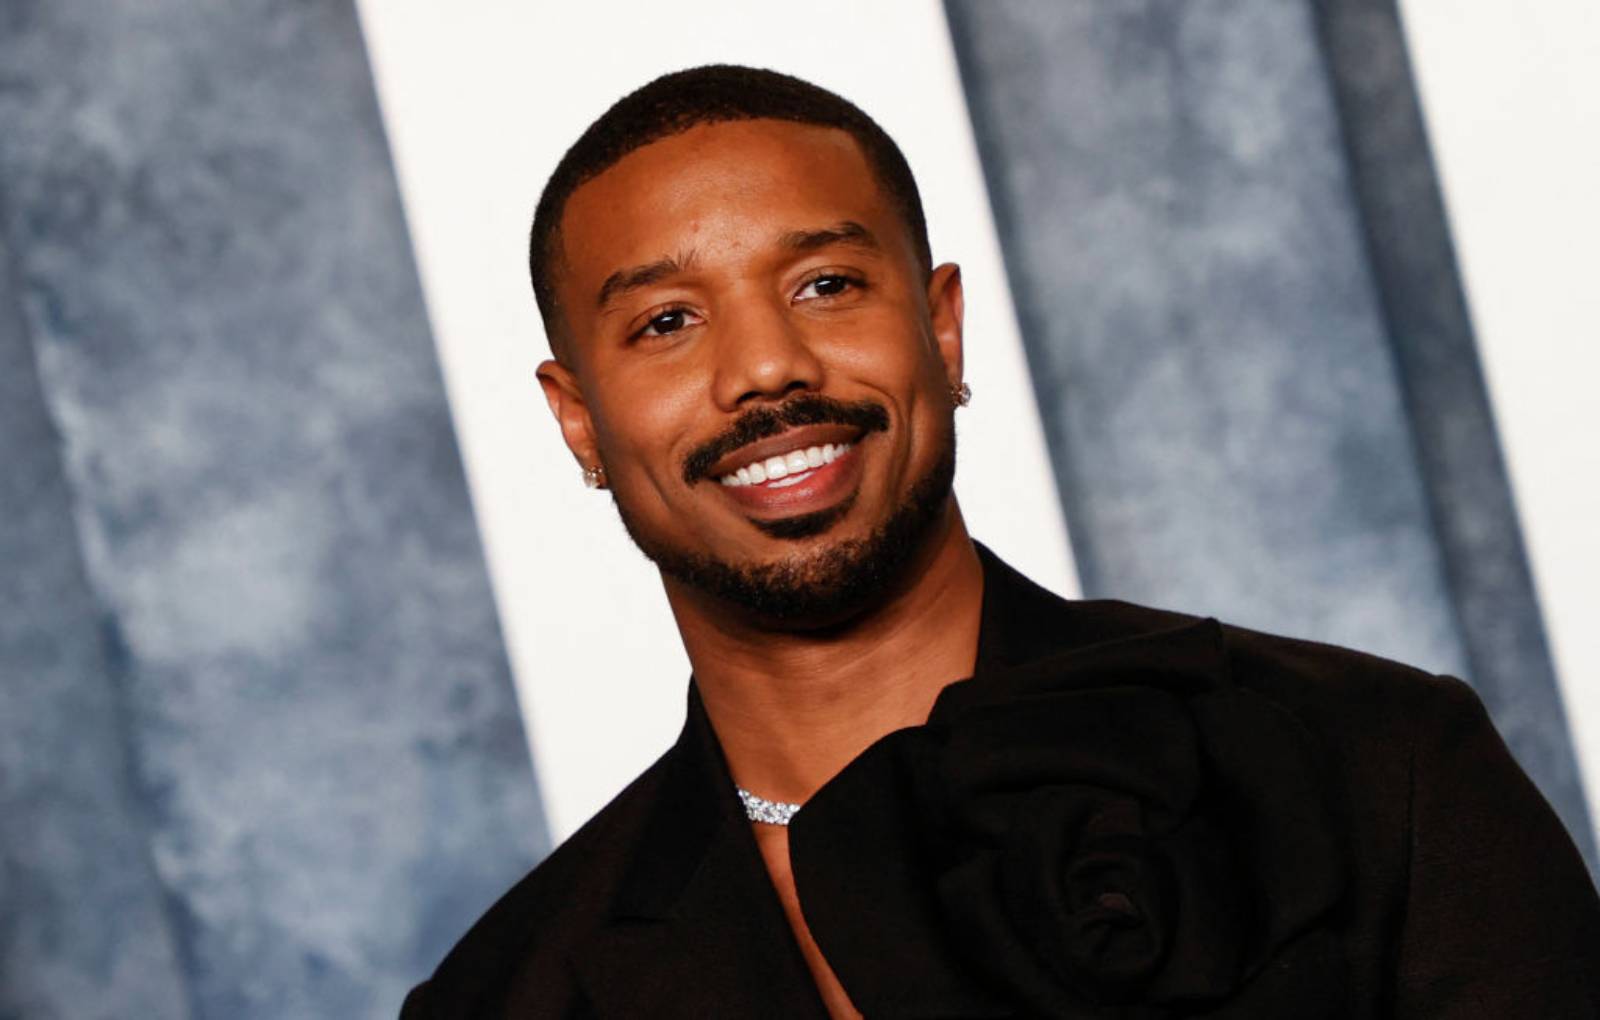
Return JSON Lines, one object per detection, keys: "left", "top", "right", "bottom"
{"left": 615, "top": 436, "right": 956, "bottom": 630}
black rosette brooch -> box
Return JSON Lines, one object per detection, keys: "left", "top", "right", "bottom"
{"left": 789, "top": 620, "right": 1347, "bottom": 1019}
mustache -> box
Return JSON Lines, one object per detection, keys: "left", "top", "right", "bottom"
{"left": 682, "top": 394, "right": 890, "bottom": 484}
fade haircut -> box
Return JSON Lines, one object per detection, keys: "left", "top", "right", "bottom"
{"left": 529, "top": 64, "right": 933, "bottom": 362}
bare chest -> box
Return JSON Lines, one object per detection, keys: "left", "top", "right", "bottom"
{"left": 751, "top": 825, "right": 863, "bottom": 1020}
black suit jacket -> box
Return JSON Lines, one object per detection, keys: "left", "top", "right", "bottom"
{"left": 403, "top": 547, "right": 1600, "bottom": 1018}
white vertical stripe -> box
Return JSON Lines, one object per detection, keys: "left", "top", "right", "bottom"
{"left": 355, "top": 1, "right": 1078, "bottom": 842}
{"left": 1398, "top": 1, "right": 1600, "bottom": 840}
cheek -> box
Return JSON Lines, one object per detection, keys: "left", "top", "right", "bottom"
{"left": 817, "top": 305, "right": 940, "bottom": 387}
{"left": 587, "top": 373, "right": 699, "bottom": 483}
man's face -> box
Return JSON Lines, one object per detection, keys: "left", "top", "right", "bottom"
{"left": 539, "top": 119, "right": 964, "bottom": 626}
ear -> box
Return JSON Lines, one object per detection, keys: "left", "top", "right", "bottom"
{"left": 537, "top": 358, "right": 602, "bottom": 472}
{"left": 926, "top": 262, "right": 965, "bottom": 389}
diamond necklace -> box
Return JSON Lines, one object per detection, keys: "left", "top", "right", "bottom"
{"left": 736, "top": 787, "right": 802, "bottom": 826}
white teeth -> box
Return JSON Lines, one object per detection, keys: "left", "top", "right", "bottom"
{"left": 716, "top": 441, "right": 854, "bottom": 487}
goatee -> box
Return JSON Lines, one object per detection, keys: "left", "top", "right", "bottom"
{"left": 615, "top": 429, "right": 957, "bottom": 629}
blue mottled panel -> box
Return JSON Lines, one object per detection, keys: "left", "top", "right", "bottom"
{"left": 0, "top": 2, "right": 548, "bottom": 1016}
{"left": 0, "top": 239, "right": 192, "bottom": 1019}
{"left": 944, "top": 0, "right": 1462, "bottom": 670}
{"left": 1313, "top": 0, "right": 1594, "bottom": 872}
{"left": 943, "top": 0, "right": 1593, "bottom": 867}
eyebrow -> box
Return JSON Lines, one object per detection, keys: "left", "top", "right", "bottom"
{"left": 596, "top": 253, "right": 695, "bottom": 309}
{"left": 593, "top": 221, "right": 880, "bottom": 310}
{"left": 777, "top": 220, "right": 881, "bottom": 254}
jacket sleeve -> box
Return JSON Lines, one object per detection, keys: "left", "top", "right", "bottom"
{"left": 1394, "top": 674, "right": 1600, "bottom": 1016}
{"left": 399, "top": 980, "right": 429, "bottom": 1019}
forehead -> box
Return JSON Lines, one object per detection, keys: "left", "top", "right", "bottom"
{"left": 556, "top": 119, "right": 902, "bottom": 287}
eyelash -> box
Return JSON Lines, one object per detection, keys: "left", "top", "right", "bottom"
{"left": 627, "top": 271, "right": 867, "bottom": 341}
{"left": 631, "top": 305, "right": 698, "bottom": 341}
{"left": 794, "top": 270, "right": 867, "bottom": 302}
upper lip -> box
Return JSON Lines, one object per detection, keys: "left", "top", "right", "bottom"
{"left": 703, "top": 423, "right": 864, "bottom": 480}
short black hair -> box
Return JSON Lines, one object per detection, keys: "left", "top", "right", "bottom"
{"left": 529, "top": 64, "right": 933, "bottom": 360}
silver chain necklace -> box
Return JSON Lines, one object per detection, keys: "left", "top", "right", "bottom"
{"left": 736, "top": 787, "right": 802, "bottom": 826}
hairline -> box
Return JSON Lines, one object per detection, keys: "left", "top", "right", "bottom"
{"left": 541, "top": 116, "right": 931, "bottom": 366}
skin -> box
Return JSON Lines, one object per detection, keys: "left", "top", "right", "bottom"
{"left": 537, "top": 119, "right": 986, "bottom": 1018}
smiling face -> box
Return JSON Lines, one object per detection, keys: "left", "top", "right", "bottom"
{"left": 537, "top": 118, "right": 965, "bottom": 627}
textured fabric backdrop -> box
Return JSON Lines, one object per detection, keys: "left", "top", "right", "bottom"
{"left": 943, "top": 0, "right": 1593, "bottom": 870}
{"left": 0, "top": 0, "right": 1590, "bottom": 1015}
{"left": 0, "top": 2, "right": 546, "bottom": 1016}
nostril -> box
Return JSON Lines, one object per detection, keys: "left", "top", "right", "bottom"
{"left": 736, "top": 379, "right": 813, "bottom": 406}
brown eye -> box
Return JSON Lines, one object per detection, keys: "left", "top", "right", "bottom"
{"left": 795, "top": 274, "right": 862, "bottom": 302}
{"left": 640, "top": 308, "right": 692, "bottom": 338}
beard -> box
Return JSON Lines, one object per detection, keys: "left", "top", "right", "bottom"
{"left": 614, "top": 422, "right": 957, "bottom": 630}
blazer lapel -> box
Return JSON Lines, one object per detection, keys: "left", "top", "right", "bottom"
{"left": 574, "top": 546, "right": 1118, "bottom": 1018}
{"left": 572, "top": 686, "right": 830, "bottom": 1020}
{"left": 973, "top": 542, "right": 1098, "bottom": 672}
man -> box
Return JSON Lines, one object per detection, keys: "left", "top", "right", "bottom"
{"left": 403, "top": 65, "right": 1599, "bottom": 1018}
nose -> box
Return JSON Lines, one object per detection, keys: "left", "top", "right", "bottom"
{"left": 709, "top": 293, "right": 825, "bottom": 410}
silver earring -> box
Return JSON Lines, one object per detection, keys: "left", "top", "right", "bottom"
{"left": 581, "top": 464, "right": 606, "bottom": 490}
{"left": 951, "top": 381, "right": 972, "bottom": 407}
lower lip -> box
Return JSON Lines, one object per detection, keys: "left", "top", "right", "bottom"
{"left": 715, "top": 445, "right": 863, "bottom": 519}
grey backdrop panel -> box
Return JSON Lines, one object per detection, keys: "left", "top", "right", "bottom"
{"left": 1, "top": 237, "right": 191, "bottom": 1019}
{"left": 1311, "top": 0, "right": 1592, "bottom": 871}
{"left": 943, "top": 0, "right": 1594, "bottom": 868}
{"left": 0, "top": 2, "right": 548, "bottom": 1016}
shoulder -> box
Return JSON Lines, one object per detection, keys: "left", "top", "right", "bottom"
{"left": 1220, "top": 614, "right": 1461, "bottom": 744}
{"left": 1018, "top": 588, "right": 1600, "bottom": 1007}
{"left": 402, "top": 748, "right": 675, "bottom": 1019}
{"left": 978, "top": 545, "right": 1461, "bottom": 746}
{"left": 1211, "top": 619, "right": 1482, "bottom": 839}
{"left": 1056, "top": 597, "right": 1475, "bottom": 864}
{"left": 986, "top": 552, "right": 1499, "bottom": 819}
{"left": 1067, "top": 594, "right": 1465, "bottom": 753}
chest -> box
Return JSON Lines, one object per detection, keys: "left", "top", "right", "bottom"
{"left": 752, "top": 824, "right": 863, "bottom": 1020}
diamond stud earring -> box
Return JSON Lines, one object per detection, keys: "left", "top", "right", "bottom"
{"left": 951, "top": 381, "right": 972, "bottom": 407}
{"left": 581, "top": 464, "right": 606, "bottom": 490}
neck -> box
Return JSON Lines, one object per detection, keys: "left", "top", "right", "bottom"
{"left": 665, "top": 502, "right": 985, "bottom": 804}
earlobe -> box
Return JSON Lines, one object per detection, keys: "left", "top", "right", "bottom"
{"left": 927, "top": 262, "right": 966, "bottom": 388}
{"left": 536, "top": 358, "right": 602, "bottom": 471}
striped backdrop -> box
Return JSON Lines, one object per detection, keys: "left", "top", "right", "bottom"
{"left": 1, "top": 1, "right": 1594, "bottom": 1015}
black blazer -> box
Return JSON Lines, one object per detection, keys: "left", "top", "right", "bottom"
{"left": 403, "top": 547, "right": 1600, "bottom": 1018}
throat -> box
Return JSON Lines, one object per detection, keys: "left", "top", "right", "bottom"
{"left": 686, "top": 519, "right": 985, "bottom": 805}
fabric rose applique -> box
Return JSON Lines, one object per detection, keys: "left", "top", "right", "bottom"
{"left": 788, "top": 620, "right": 1347, "bottom": 1018}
